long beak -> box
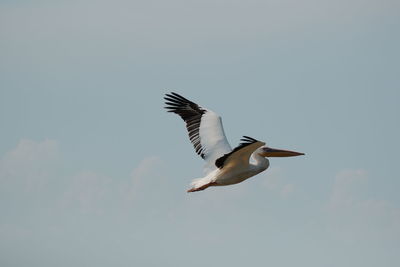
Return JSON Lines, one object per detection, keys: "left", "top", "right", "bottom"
{"left": 261, "top": 147, "right": 304, "bottom": 157}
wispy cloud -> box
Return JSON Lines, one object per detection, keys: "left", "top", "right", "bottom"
{"left": 263, "top": 166, "right": 296, "bottom": 198}
{"left": 126, "top": 156, "right": 165, "bottom": 199}
{"left": 0, "top": 139, "right": 167, "bottom": 214}
{"left": 329, "top": 169, "right": 368, "bottom": 210}
{"left": 327, "top": 169, "right": 400, "bottom": 243}
{"left": 62, "top": 170, "right": 112, "bottom": 214}
{"left": 1, "top": 140, "right": 399, "bottom": 266}
{"left": 0, "top": 139, "right": 58, "bottom": 193}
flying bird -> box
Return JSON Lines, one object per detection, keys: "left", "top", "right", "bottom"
{"left": 164, "top": 92, "right": 304, "bottom": 193}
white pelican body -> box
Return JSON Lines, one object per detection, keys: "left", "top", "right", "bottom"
{"left": 164, "top": 92, "right": 304, "bottom": 192}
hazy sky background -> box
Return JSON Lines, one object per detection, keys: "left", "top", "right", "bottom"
{"left": 1, "top": 0, "right": 400, "bottom": 266}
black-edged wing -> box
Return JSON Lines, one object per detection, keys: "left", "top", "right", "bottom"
{"left": 164, "top": 92, "right": 232, "bottom": 171}
{"left": 215, "top": 136, "right": 265, "bottom": 169}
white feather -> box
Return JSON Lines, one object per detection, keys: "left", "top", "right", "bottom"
{"left": 189, "top": 169, "right": 219, "bottom": 189}
{"left": 199, "top": 110, "right": 232, "bottom": 173}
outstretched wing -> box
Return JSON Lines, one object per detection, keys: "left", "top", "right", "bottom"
{"left": 215, "top": 136, "right": 265, "bottom": 169}
{"left": 164, "top": 92, "right": 232, "bottom": 172}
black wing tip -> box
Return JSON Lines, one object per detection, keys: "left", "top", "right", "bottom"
{"left": 164, "top": 92, "right": 189, "bottom": 106}
{"left": 163, "top": 92, "right": 207, "bottom": 159}
{"left": 164, "top": 91, "right": 179, "bottom": 96}
{"left": 163, "top": 92, "right": 205, "bottom": 115}
{"left": 240, "top": 136, "right": 259, "bottom": 144}
{"left": 164, "top": 92, "right": 188, "bottom": 102}
{"left": 164, "top": 92, "right": 188, "bottom": 111}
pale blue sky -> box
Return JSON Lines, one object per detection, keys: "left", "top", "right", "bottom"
{"left": 1, "top": 0, "right": 400, "bottom": 266}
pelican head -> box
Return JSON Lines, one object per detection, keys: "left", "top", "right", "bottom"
{"left": 258, "top": 146, "right": 304, "bottom": 158}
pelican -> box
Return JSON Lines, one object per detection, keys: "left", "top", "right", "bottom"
{"left": 164, "top": 92, "right": 304, "bottom": 193}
